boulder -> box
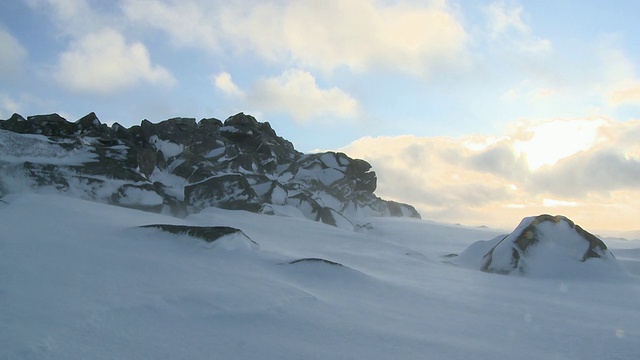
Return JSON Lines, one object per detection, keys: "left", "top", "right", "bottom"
{"left": 139, "top": 224, "right": 259, "bottom": 250}
{"left": 453, "top": 214, "right": 619, "bottom": 277}
{"left": 185, "top": 174, "right": 262, "bottom": 212}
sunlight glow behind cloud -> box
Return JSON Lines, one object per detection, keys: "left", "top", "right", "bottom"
{"left": 2, "top": 0, "right": 640, "bottom": 231}
{"left": 340, "top": 117, "right": 640, "bottom": 231}
{"left": 512, "top": 118, "right": 608, "bottom": 170}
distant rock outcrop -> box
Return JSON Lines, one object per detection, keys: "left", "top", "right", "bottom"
{"left": 452, "top": 214, "right": 620, "bottom": 277}
{"left": 0, "top": 112, "right": 420, "bottom": 228}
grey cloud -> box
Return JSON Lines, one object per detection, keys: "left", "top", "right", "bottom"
{"left": 529, "top": 149, "right": 640, "bottom": 197}
{"left": 465, "top": 143, "right": 528, "bottom": 180}
{"left": 340, "top": 119, "right": 640, "bottom": 230}
{"left": 374, "top": 157, "right": 512, "bottom": 210}
{"left": 0, "top": 27, "right": 27, "bottom": 79}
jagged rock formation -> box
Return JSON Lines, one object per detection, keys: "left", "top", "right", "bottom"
{"left": 0, "top": 112, "right": 419, "bottom": 228}
{"left": 451, "top": 214, "right": 619, "bottom": 277}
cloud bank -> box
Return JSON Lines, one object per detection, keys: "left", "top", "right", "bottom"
{"left": 213, "top": 70, "right": 361, "bottom": 122}
{"left": 123, "top": 0, "right": 468, "bottom": 74}
{"left": 340, "top": 117, "right": 640, "bottom": 231}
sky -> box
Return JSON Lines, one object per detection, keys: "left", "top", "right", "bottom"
{"left": 1, "top": 0, "right": 639, "bottom": 232}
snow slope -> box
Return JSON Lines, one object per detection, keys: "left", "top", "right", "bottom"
{"left": 1, "top": 194, "right": 639, "bottom": 359}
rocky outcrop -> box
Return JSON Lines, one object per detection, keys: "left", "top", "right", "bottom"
{"left": 0, "top": 112, "right": 420, "bottom": 228}
{"left": 139, "top": 224, "right": 258, "bottom": 250}
{"left": 452, "top": 214, "right": 619, "bottom": 277}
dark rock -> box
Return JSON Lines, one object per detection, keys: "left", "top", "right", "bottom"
{"left": 139, "top": 224, "right": 259, "bottom": 250}
{"left": 454, "top": 214, "right": 617, "bottom": 276}
{"left": 140, "top": 224, "right": 244, "bottom": 242}
{"left": 27, "top": 114, "right": 76, "bottom": 136}
{"left": 137, "top": 148, "right": 157, "bottom": 178}
{"left": 288, "top": 258, "right": 344, "bottom": 266}
{"left": 0, "top": 112, "right": 421, "bottom": 228}
{"left": 387, "top": 200, "right": 421, "bottom": 218}
{"left": 185, "top": 174, "right": 262, "bottom": 212}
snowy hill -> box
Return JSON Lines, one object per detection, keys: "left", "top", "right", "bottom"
{"left": 0, "top": 112, "right": 419, "bottom": 230}
{"left": 1, "top": 193, "right": 639, "bottom": 359}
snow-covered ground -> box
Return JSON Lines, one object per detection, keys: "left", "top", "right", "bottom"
{"left": 1, "top": 194, "right": 639, "bottom": 359}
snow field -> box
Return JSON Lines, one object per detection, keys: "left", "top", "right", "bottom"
{"left": 1, "top": 194, "right": 639, "bottom": 359}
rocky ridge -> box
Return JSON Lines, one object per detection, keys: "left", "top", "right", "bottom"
{"left": 0, "top": 112, "right": 419, "bottom": 229}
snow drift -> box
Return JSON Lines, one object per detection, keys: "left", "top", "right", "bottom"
{"left": 1, "top": 194, "right": 639, "bottom": 359}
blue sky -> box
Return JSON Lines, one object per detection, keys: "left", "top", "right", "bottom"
{"left": 1, "top": 0, "right": 639, "bottom": 231}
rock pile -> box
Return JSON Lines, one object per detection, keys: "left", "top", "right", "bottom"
{"left": 0, "top": 112, "right": 419, "bottom": 228}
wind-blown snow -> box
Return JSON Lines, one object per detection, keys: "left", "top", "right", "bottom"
{"left": 1, "top": 194, "right": 639, "bottom": 359}
{"left": 118, "top": 186, "right": 164, "bottom": 206}
{"left": 0, "top": 129, "right": 97, "bottom": 165}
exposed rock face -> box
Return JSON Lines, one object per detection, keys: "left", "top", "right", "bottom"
{"left": 0, "top": 112, "right": 419, "bottom": 228}
{"left": 452, "top": 214, "right": 619, "bottom": 277}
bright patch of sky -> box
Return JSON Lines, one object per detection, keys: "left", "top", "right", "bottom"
{"left": 0, "top": 0, "right": 639, "bottom": 230}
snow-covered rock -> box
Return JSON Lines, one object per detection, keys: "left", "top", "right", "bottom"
{"left": 0, "top": 112, "right": 419, "bottom": 228}
{"left": 139, "top": 224, "right": 259, "bottom": 251}
{"left": 453, "top": 214, "right": 622, "bottom": 278}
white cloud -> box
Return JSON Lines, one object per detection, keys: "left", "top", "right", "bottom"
{"left": 609, "top": 84, "right": 640, "bottom": 105}
{"left": 485, "top": 1, "right": 551, "bottom": 53}
{"left": 340, "top": 117, "right": 640, "bottom": 231}
{"left": 213, "top": 69, "right": 360, "bottom": 122}
{"left": 122, "top": 0, "right": 468, "bottom": 75}
{"left": 54, "top": 28, "right": 176, "bottom": 94}
{"left": 25, "top": 0, "right": 89, "bottom": 16}
{"left": 486, "top": 1, "right": 528, "bottom": 36}
{"left": 0, "top": 27, "right": 27, "bottom": 78}
{"left": 599, "top": 44, "right": 640, "bottom": 106}
{"left": 212, "top": 72, "right": 244, "bottom": 97}
{"left": 24, "top": 0, "right": 110, "bottom": 37}
{"left": 0, "top": 93, "right": 21, "bottom": 116}
{"left": 122, "top": 0, "right": 219, "bottom": 51}
{"left": 249, "top": 70, "right": 360, "bottom": 121}
{"left": 497, "top": 37, "right": 640, "bottom": 116}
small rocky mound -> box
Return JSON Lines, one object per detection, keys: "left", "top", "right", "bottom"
{"left": 0, "top": 112, "right": 420, "bottom": 229}
{"left": 288, "top": 258, "right": 344, "bottom": 266}
{"left": 452, "top": 214, "right": 620, "bottom": 277}
{"left": 139, "top": 224, "right": 258, "bottom": 250}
